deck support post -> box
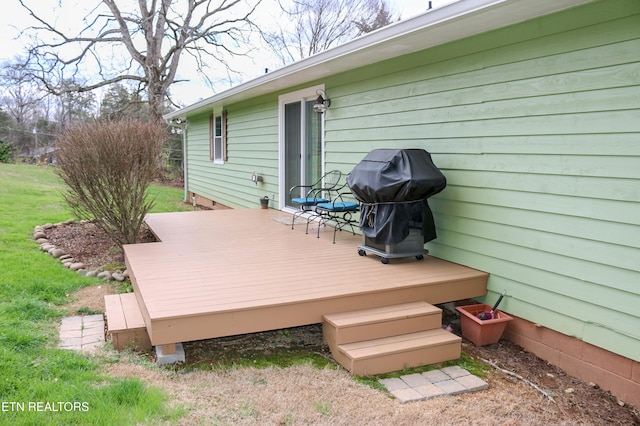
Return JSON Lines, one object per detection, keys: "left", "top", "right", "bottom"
{"left": 155, "top": 343, "right": 185, "bottom": 365}
{"left": 160, "top": 343, "right": 176, "bottom": 355}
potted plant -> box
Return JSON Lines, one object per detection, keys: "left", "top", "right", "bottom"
{"left": 260, "top": 196, "right": 269, "bottom": 209}
{"left": 456, "top": 292, "right": 513, "bottom": 346}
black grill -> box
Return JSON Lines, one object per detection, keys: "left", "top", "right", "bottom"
{"left": 347, "top": 149, "right": 446, "bottom": 263}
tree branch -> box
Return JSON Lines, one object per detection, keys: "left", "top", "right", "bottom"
{"left": 17, "top": 0, "right": 262, "bottom": 121}
{"left": 482, "top": 358, "right": 557, "bottom": 403}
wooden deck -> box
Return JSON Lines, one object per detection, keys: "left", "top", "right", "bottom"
{"left": 123, "top": 209, "right": 488, "bottom": 350}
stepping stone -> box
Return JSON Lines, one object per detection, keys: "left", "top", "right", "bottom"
{"left": 58, "top": 315, "right": 105, "bottom": 353}
{"left": 379, "top": 367, "right": 489, "bottom": 403}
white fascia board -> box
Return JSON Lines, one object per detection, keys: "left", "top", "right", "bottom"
{"left": 164, "top": 0, "right": 594, "bottom": 121}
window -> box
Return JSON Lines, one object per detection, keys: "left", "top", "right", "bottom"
{"left": 210, "top": 110, "right": 227, "bottom": 163}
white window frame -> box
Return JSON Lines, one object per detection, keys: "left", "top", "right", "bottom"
{"left": 210, "top": 109, "right": 226, "bottom": 164}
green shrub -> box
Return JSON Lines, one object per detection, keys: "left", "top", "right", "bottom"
{"left": 0, "top": 140, "right": 13, "bottom": 163}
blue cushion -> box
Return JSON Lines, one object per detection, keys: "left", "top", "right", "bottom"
{"left": 292, "top": 197, "right": 329, "bottom": 206}
{"left": 317, "top": 201, "right": 359, "bottom": 212}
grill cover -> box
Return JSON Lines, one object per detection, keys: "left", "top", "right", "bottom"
{"left": 347, "top": 149, "right": 446, "bottom": 245}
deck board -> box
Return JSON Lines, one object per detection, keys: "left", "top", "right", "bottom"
{"left": 124, "top": 209, "right": 488, "bottom": 346}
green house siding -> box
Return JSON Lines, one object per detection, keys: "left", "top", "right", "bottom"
{"left": 319, "top": 0, "right": 639, "bottom": 360}
{"left": 182, "top": 0, "right": 639, "bottom": 361}
{"left": 185, "top": 96, "right": 279, "bottom": 208}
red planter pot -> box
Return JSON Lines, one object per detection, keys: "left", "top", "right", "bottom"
{"left": 456, "top": 304, "right": 513, "bottom": 346}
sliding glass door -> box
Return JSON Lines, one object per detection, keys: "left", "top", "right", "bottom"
{"left": 281, "top": 89, "right": 323, "bottom": 209}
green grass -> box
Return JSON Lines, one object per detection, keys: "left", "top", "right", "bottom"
{"left": 0, "top": 163, "right": 489, "bottom": 423}
{"left": 0, "top": 164, "right": 185, "bottom": 425}
{"left": 147, "top": 183, "right": 190, "bottom": 213}
{"left": 187, "top": 351, "right": 335, "bottom": 372}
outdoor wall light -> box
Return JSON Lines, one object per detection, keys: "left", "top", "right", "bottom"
{"left": 313, "top": 90, "right": 331, "bottom": 113}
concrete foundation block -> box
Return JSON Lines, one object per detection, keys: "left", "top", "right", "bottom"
{"left": 155, "top": 343, "right": 185, "bottom": 365}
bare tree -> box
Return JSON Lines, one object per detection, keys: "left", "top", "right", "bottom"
{"left": 0, "top": 60, "right": 48, "bottom": 156}
{"left": 355, "top": 0, "right": 399, "bottom": 34}
{"left": 263, "top": 0, "right": 398, "bottom": 65}
{"left": 0, "top": 60, "right": 42, "bottom": 125}
{"left": 17, "top": 0, "right": 261, "bottom": 122}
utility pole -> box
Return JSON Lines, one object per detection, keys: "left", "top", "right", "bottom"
{"left": 32, "top": 126, "right": 38, "bottom": 161}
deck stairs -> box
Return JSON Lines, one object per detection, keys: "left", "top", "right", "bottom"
{"left": 322, "top": 301, "right": 461, "bottom": 376}
{"left": 104, "top": 293, "right": 151, "bottom": 351}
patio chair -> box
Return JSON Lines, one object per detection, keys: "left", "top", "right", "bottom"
{"left": 289, "top": 170, "right": 342, "bottom": 231}
{"left": 314, "top": 185, "right": 360, "bottom": 244}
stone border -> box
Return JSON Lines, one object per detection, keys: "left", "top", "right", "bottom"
{"left": 33, "top": 220, "right": 129, "bottom": 282}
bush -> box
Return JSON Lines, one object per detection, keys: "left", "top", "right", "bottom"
{"left": 55, "top": 119, "right": 166, "bottom": 245}
{"left": 0, "top": 140, "right": 13, "bottom": 163}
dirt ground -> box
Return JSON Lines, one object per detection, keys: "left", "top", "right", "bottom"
{"left": 49, "top": 222, "right": 640, "bottom": 425}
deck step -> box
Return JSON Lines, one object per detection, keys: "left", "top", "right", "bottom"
{"left": 104, "top": 293, "right": 151, "bottom": 350}
{"left": 322, "top": 301, "right": 442, "bottom": 345}
{"left": 334, "top": 329, "right": 462, "bottom": 376}
{"left": 322, "top": 301, "right": 462, "bottom": 375}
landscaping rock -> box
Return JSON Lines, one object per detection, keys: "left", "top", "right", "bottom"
{"left": 97, "top": 271, "right": 112, "bottom": 280}
{"left": 33, "top": 219, "right": 133, "bottom": 282}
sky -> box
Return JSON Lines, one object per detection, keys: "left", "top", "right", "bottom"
{"left": 0, "top": 0, "right": 456, "bottom": 107}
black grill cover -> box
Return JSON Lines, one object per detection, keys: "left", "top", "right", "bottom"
{"left": 346, "top": 149, "right": 446, "bottom": 245}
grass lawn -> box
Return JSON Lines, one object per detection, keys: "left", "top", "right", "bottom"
{"left": 2, "top": 165, "right": 625, "bottom": 425}
{"left": 1, "top": 164, "right": 500, "bottom": 425}
{"left": 0, "top": 164, "right": 188, "bottom": 425}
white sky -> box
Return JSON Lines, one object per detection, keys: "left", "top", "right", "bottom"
{"left": 0, "top": 0, "right": 456, "bottom": 107}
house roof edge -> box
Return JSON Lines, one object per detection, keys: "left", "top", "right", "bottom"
{"left": 164, "top": 0, "right": 594, "bottom": 122}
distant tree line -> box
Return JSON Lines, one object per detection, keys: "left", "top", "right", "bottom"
{"left": 2, "top": 0, "right": 398, "bottom": 166}
{"left": 0, "top": 62, "right": 166, "bottom": 163}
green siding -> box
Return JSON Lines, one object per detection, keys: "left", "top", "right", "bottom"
{"left": 182, "top": 0, "right": 640, "bottom": 360}
{"left": 185, "top": 96, "right": 279, "bottom": 208}
{"left": 321, "top": 0, "right": 640, "bottom": 360}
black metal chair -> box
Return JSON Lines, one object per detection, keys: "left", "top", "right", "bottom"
{"left": 289, "top": 170, "right": 342, "bottom": 232}
{"left": 314, "top": 184, "right": 360, "bottom": 243}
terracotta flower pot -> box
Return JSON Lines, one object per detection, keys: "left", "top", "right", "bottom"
{"left": 456, "top": 303, "right": 513, "bottom": 346}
